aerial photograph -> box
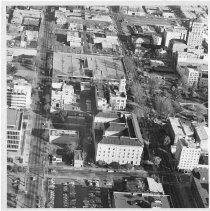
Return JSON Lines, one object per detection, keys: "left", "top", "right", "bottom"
{"left": 5, "top": 3, "right": 208, "bottom": 208}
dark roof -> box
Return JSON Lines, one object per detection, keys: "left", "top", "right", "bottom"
{"left": 106, "top": 122, "right": 127, "bottom": 132}
{"left": 193, "top": 167, "right": 209, "bottom": 182}
{"left": 99, "top": 136, "right": 142, "bottom": 146}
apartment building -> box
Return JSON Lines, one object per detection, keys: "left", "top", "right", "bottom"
{"left": 187, "top": 21, "right": 204, "bottom": 49}
{"left": 167, "top": 117, "right": 194, "bottom": 153}
{"left": 7, "top": 109, "right": 23, "bottom": 151}
{"left": 109, "top": 79, "right": 127, "bottom": 111}
{"left": 96, "top": 136, "right": 144, "bottom": 165}
{"left": 177, "top": 65, "right": 200, "bottom": 87}
{"left": 164, "top": 26, "right": 187, "bottom": 47}
{"left": 175, "top": 138, "right": 201, "bottom": 171}
{"left": 7, "top": 81, "right": 32, "bottom": 109}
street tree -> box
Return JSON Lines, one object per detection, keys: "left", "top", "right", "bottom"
{"left": 163, "top": 135, "right": 171, "bottom": 146}
{"left": 7, "top": 63, "right": 17, "bottom": 75}
{"left": 153, "top": 156, "right": 162, "bottom": 167}
{"left": 125, "top": 163, "right": 133, "bottom": 170}
{"left": 97, "top": 160, "right": 107, "bottom": 167}
{"left": 110, "top": 161, "right": 120, "bottom": 169}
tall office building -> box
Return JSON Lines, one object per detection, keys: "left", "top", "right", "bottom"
{"left": 7, "top": 109, "right": 23, "bottom": 151}
{"left": 175, "top": 138, "right": 201, "bottom": 171}
{"left": 7, "top": 81, "right": 32, "bottom": 109}
{"left": 187, "top": 21, "right": 204, "bottom": 49}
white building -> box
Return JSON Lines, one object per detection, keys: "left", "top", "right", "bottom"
{"left": 164, "top": 26, "right": 187, "bottom": 47}
{"left": 187, "top": 22, "right": 204, "bottom": 49}
{"left": 7, "top": 81, "right": 32, "bottom": 109}
{"left": 162, "top": 10, "right": 175, "bottom": 18}
{"left": 7, "top": 109, "right": 23, "bottom": 151}
{"left": 109, "top": 79, "right": 127, "bottom": 111}
{"left": 177, "top": 65, "right": 200, "bottom": 87}
{"left": 175, "top": 138, "right": 201, "bottom": 171}
{"left": 167, "top": 117, "right": 194, "bottom": 145}
{"left": 74, "top": 150, "right": 84, "bottom": 167}
{"left": 152, "top": 34, "right": 162, "bottom": 46}
{"left": 121, "top": 6, "right": 146, "bottom": 16}
{"left": 67, "top": 31, "right": 82, "bottom": 47}
{"left": 96, "top": 136, "right": 144, "bottom": 165}
{"left": 193, "top": 125, "right": 208, "bottom": 155}
{"left": 51, "top": 82, "right": 78, "bottom": 112}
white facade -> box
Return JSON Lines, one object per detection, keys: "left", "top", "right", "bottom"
{"left": 175, "top": 138, "right": 201, "bottom": 171}
{"left": 177, "top": 65, "right": 200, "bottom": 87}
{"left": 7, "top": 109, "right": 23, "bottom": 151}
{"left": 185, "top": 67, "right": 200, "bottom": 86}
{"left": 7, "top": 83, "right": 32, "bottom": 109}
{"left": 96, "top": 141, "right": 144, "bottom": 165}
{"left": 164, "top": 27, "right": 187, "bottom": 47}
{"left": 110, "top": 79, "right": 127, "bottom": 111}
{"left": 51, "top": 83, "right": 78, "bottom": 112}
{"left": 187, "top": 22, "right": 204, "bottom": 49}
{"left": 152, "top": 34, "right": 162, "bottom": 45}
{"left": 110, "top": 96, "right": 127, "bottom": 110}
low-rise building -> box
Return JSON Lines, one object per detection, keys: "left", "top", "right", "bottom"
{"left": 112, "top": 191, "right": 170, "bottom": 208}
{"left": 175, "top": 138, "right": 201, "bottom": 171}
{"left": 7, "top": 80, "right": 32, "bottom": 109}
{"left": 193, "top": 124, "right": 208, "bottom": 155}
{"left": 67, "top": 31, "right": 82, "bottom": 47}
{"left": 164, "top": 26, "right": 187, "bottom": 47}
{"left": 7, "top": 109, "right": 23, "bottom": 152}
{"left": 94, "top": 112, "right": 120, "bottom": 130}
{"left": 49, "top": 129, "right": 79, "bottom": 145}
{"left": 169, "top": 40, "right": 187, "bottom": 53}
{"left": 74, "top": 150, "right": 84, "bottom": 167}
{"left": 24, "top": 30, "right": 39, "bottom": 42}
{"left": 121, "top": 6, "right": 146, "bottom": 16}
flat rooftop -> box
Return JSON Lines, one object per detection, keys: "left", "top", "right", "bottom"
{"left": 7, "top": 109, "right": 22, "bottom": 130}
{"left": 124, "top": 15, "right": 179, "bottom": 27}
{"left": 168, "top": 117, "right": 185, "bottom": 137}
{"left": 113, "top": 192, "right": 170, "bottom": 208}
{"left": 53, "top": 52, "right": 125, "bottom": 80}
{"left": 50, "top": 129, "right": 78, "bottom": 136}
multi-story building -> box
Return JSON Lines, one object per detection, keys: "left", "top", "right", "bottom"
{"left": 7, "top": 81, "right": 32, "bottom": 109}
{"left": 192, "top": 124, "right": 208, "bottom": 155}
{"left": 109, "top": 79, "right": 127, "bottom": 111}
{"left": 7, "top": 109, "right": 23, "bottom": 152}
{"left": 96, "top": 136, "right": 144, "bottom": 165}
{"left": 197, "top": 65, "right": 208, "bottom": 88}
{"left": 167, "top": 117, "right": 194, "bottom": 153}
{"left": 175, "top": 138, "right": 201, "bottom": 172}
{"left": 51, "top": 82, "right": 79, "bottom": 112}
{"left": 74, "top": 150, "right": 84, "bottom": 167}
{"left": 164, "top": 26, "right": 187, "bottom": 47}
{"left": 49, "top": 129, "right": 79, "bottom": 145}
{"left": 177, "top": 65, "right": 200, "bottom": 87}
{"left": 187, "top": 21, "right": 204, "bottom": 49}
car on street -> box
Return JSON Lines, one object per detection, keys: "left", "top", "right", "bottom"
{"left": 107, "top": 170, "right": 114, "bottom": 173}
